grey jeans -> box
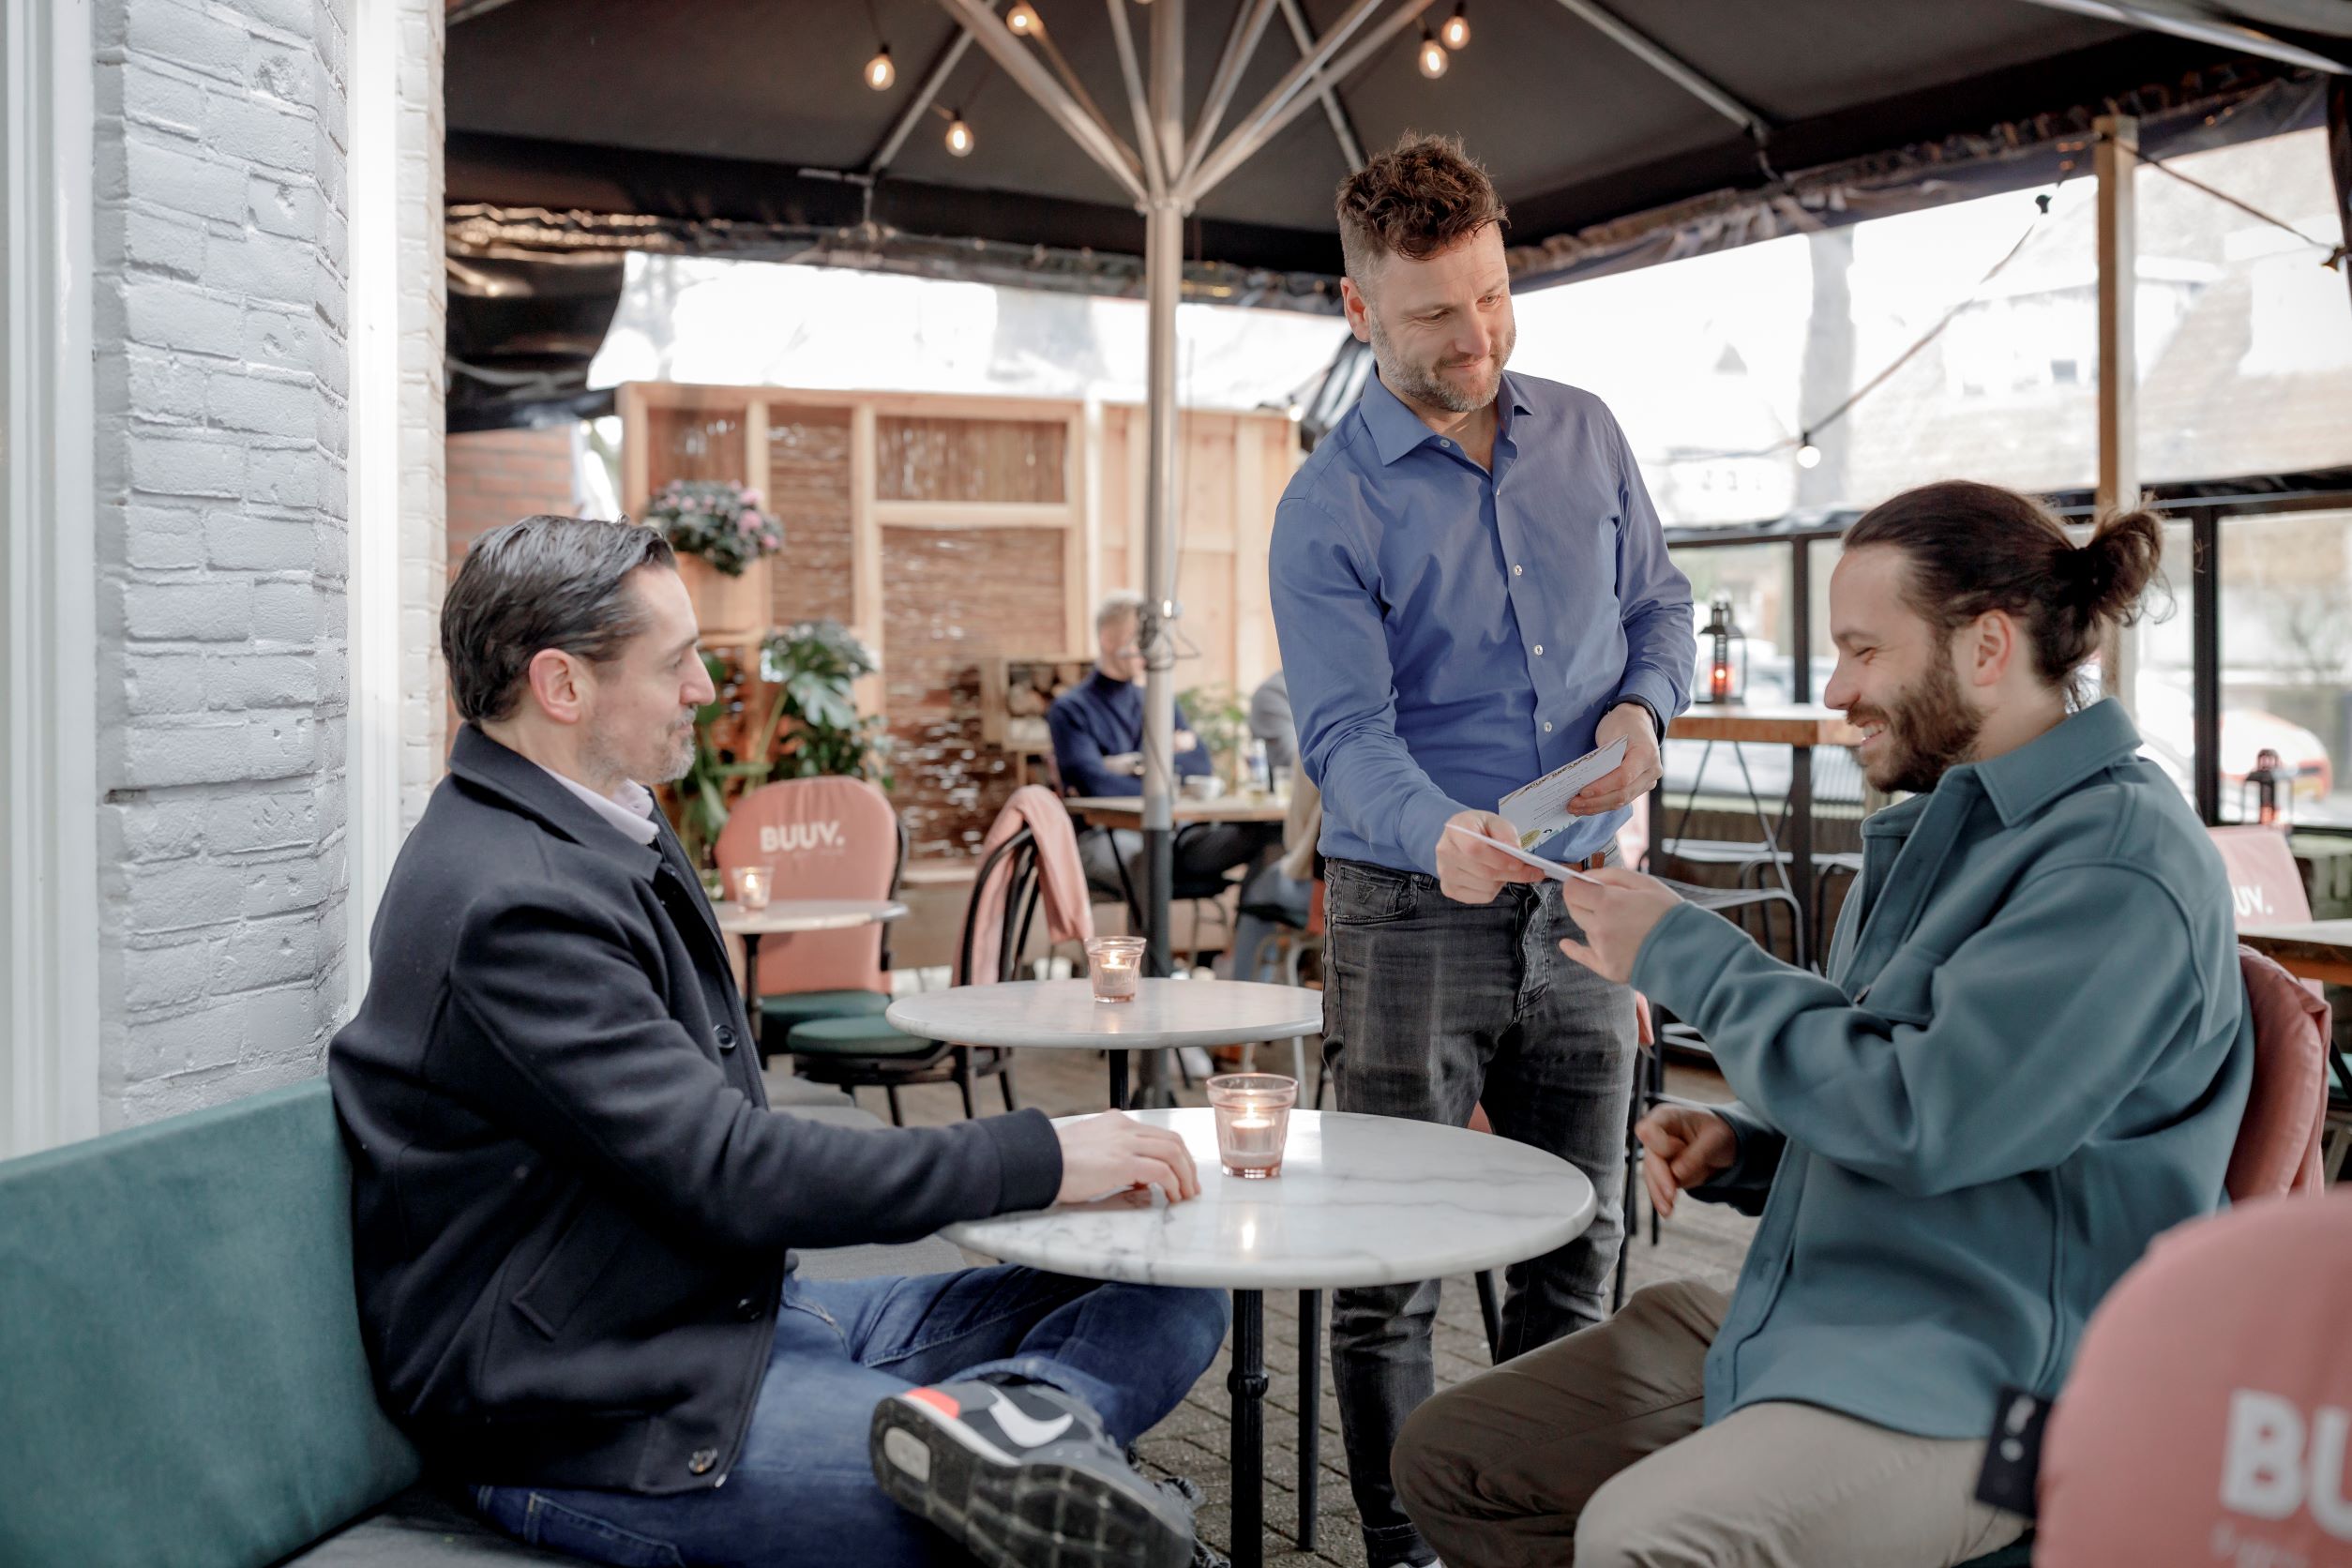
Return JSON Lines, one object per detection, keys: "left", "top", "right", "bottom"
{"left": 1320, "top": 855, "right": 1636, "bottom": 1567}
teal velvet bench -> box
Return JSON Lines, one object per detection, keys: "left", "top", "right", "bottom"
{"left": 0, "top": 1076, "right": 956, "bottom": 1568}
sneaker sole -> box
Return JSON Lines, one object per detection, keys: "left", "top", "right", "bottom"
{"left": 869, "top": 1396, "right": 1192, "bottom": 1568}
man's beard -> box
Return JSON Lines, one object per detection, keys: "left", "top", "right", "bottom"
{"left": 1852, "top": 656, "right": 1983, "bottom": 795}
{"left": 586, "top": 716, "right": 698, "bottom": 791}
{"left": 1366, "top": 310, "right": 1513, "bottom": 415}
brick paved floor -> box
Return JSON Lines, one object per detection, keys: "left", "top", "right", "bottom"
{"left": 792, "top": 1032, "right": 1757, "bottom": 1567}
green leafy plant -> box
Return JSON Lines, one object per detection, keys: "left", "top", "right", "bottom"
{"left": 1179, "top": 683, "right": 1251, "bottom": 785}
{"left": 760, "top": 621, "right": 893, "bottom": 785}
{"left": 668, "top": 623, "right": 894, "bottom": 868}
{"left": 644, "top": 478, "right": 782, "bottom": 577}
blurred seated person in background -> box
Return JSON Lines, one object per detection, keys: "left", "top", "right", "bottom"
{"left": 1226, "top": 666, "right": 1314, "bottom": 981}
{"left": 1050, "top": 589, "right": 1279, "bottom": 907}
{"left": 1394, "top": 481, "right": 2254, "bottom": 1568}
{"left": 1248, "top": 667, "right": 1296, "bottom": 777}
{"left": 333, "top": 518, "right": 1229, "bottom": 1568}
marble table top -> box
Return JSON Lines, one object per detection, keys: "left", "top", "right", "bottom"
{"left": 944, "top": 1109, "right": 1597, "bottom": 1290}
{"left": 885, "top": 979, "right": 1323, "bottom": 1051}
{"left": 715, "top": 898, "right": 909, "bottom": 937}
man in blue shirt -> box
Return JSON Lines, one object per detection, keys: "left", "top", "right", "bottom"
{"left": 1269, "top": 135, "right": 1693, "bottom": 1568}
{"left": 1049, "top": 590, "right": 1276, "bottom": 906}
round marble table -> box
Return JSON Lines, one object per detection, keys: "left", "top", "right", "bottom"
{"left": 885, "top": 978, "right": 1323, "bottom": 1109}
{"left": 716, "top": 899, "right": 908, "bottom": 1056}
{"left": 947, "top": 1108, "right": 1596, "bottom": 1568}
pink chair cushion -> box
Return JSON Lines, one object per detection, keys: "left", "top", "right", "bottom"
{"left": 2230, "top": 945, "right": 2331, "bottom": 1200}
{"left": 2037, "top": 1194, "right": 2352, "bottom": 1564}
{"left": 2210, "top": 824, "right": 2313, "bottom": 927}
{"left": 714, "top": 776, "right": 897, "bottom": 996}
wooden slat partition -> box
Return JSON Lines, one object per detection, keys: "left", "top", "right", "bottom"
{"left": 619, "top": 382, "right": 1299, "bottom": 856}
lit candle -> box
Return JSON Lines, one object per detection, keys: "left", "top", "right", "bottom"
{"left": 1086, "top": 937, "right": 1146, "bottom": 1003}
{"left": 1208, "top": 1073, "right": 1298, "bottom": 1179}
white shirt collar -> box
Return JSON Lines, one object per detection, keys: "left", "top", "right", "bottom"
{"left": 535, "top": 761, "right": 661, "bottom": 847}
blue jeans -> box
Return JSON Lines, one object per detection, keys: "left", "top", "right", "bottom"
{"left": 473, "top": 1266, "right": 1229, "bottom": 1567}
{"left": 1320, "top": 857, "right": 1636, "bottom": 1566}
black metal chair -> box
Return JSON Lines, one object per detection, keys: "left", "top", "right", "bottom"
{"left": 782, "top": 828, "right": 1044, "bottom": 1124}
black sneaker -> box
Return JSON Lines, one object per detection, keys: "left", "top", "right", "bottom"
{"left": 870, "top": 1377, "right": 1196, "bottom": 1568}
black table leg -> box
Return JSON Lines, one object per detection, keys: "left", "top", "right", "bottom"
{"left": 742, "top": 932, "right": 766, "bottom": 1064}
{"left": 1789, "top": 745, "right": 1816, "bottom": 969}
{"left": 1297, "top": 1289, "right": 1320, "bottom": 1550}
{"left": 1108, "top": 1049, "right": 1128, "bottom": 1110}
{"left": 1229, "top": 1289, "right": 1267, "bottom": 1568}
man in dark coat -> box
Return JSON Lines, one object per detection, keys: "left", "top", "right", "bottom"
{"left": 331, "top": 515, "right": 1227, "bottom": 1568}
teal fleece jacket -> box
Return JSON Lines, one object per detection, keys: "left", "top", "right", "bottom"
{"left": 1632, "top": 699, "right": 2253, "bottom": 1438}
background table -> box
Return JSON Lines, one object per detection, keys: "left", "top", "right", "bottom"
{"left": 1064, "top": 793, "right": 1292, "bottom": 826}
{"left": 885, "top": 978, "right": 1323, "bottom": 1108}
{"left": 716, "top": 898, "right": 908, "bottom": 1056}
{"left": 945, "top": 1108, "right": 1596, "bottom": 1568}
{"left": 1655, "top": 705, "right": 1864, "bottom": 957}
{"left": 2241, "top": 920, "right": 2352, "bottom": 985}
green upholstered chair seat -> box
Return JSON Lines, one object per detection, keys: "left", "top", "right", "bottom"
{"left": 759, "top": 988, "right": 893, "bottom": 1033}
{"left": 0, "top": 1079, "right": 422, "bottom": 1568}
{"left": 785, "top": 1013, "right": 939, "bottom": 1058}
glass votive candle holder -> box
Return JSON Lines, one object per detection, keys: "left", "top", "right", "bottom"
{"left": 1086, "top": 936, "right": 1146, "bottom": 1003}
{"left": 725, "top": 865, "right": 772, "bottom": 912}
{"left": 1208, "top": 1073, "right": 1298, "bottom": 1179}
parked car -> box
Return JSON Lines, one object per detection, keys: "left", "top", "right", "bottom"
{"left": 2134, "top": 681, "right": 2333, "bottom": 805}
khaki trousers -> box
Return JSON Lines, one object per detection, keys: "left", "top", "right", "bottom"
{"left": 1392, "top": 1281, "right": 2029, "bottom": 1568}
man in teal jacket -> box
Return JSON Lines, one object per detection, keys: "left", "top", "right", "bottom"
{"left": 1393, "top": 480, "right": 2254, "bottom": 1568}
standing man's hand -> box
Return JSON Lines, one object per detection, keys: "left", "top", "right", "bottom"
{"left": 1556, "top": 867, "right": 1681, "bottom": 983}
{"left": 1432, "top": 809, "right": 1548, "bottom": 906}
{"left": 1569, "top": 702, "right": 1665, "bottom": 816}
{"left": 1632, "top": 1105, "right": 1739, "bottom": 1219}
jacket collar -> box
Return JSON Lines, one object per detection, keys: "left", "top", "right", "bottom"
{"left": 1358, "top": 368, "right": 1533, "bottom": 467}
{"left": 1952, "top": 698, "right": 2145, "bottom": 828}
{"left": 1860, "top": 699, "right": 2143, "bottom": 839}
{"left": 446, "top": 724, "right": 666, "bottom": 883}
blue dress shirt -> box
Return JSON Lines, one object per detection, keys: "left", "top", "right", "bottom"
{"left": 1269, "top": 370, "right": 1694, "bottom": 874}
{"left": 1047, "top": 671, "right": 1214, "bottom": 798}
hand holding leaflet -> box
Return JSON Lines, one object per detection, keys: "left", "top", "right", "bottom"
{"left": 1445, "top": 824, "right": 1602, "bottom": 884}
{"left": 1499, "top": 739, "right": 1628, "bottom": 849}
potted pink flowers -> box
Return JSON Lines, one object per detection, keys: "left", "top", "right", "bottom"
{"left": 643, "top": 479, "right": 782, "bottom": 641}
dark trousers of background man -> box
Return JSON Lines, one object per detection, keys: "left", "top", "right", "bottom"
{"left": 1319, "top": 856, "right": 1636, "bottom": 1568}
{"left": 1076, "top": 822, "right": 1283, "bottom": 908}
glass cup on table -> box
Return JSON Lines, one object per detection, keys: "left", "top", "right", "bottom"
{"left": 724, "top": 865, "right": 772, "bottom": 912}
{"left": 1207, "top": 1073, "right": 1298, "bottom": 1179}
{"left": 1086, "top": 936, "right": 1146, "bottom": 1003}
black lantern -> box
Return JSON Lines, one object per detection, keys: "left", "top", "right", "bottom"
{"left": 2242, "top": 746, "right": 2291, "bottom": 828}
{"left": 1699, "top": 596, "right": 1748, "bottom": 705}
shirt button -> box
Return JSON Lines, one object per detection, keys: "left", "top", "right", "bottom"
{"left": 688, "top": 1448, "right": 719, "bottom": 1475}
{"left": 1513, "top": 565, "right": 1524, "bottom": 576}
{"left": 1544, "top": 722, "right": 1555, "bottom": 732}
{"left": 733, "top": 1295, "right": 761, "bottom": 1319}
{"left": 714, "top": 1024, "right": 738, "bottom": 1053}
{"left": 1532, "top": 644, "right": 1544, "bottom": 656}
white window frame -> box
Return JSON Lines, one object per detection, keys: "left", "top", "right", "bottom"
{"left": 346, "top": 0, "right": 404, "bottom": 1009}
{"left": 2, "top": 0, "right": 99, "bottom": 1156}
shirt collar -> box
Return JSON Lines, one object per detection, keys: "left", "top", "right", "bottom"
{"left": 1946, "top": 698, "right": 2147, "bottom": 828}
{"left": 535, "top": 761, "right": 661, "bottom": 846}
{"left": 1356, "top": 368, "right": 1534, "bottom": 467}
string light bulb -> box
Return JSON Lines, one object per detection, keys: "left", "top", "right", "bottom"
{"left": 1440, "top": 3, "right": 1470, "bottom": 49}
{"left": 864, "top": 45, "right": 896, "bottom": 90}
{"left": 1417, "top": 26, "right": 1448, "bottom": 78}
{"left": 1796, "top": 436, "right": 1822, "bottom": 470}
{"left": 945, "top": 113, "right": 975, "bottom": 157}
{"left": 1007, "top": 2, "right": 1040, "bottom": 34}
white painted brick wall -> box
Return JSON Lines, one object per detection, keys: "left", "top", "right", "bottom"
{"left": 396, "top": 0, "right": 445, "bottom": 833}
{"left": 93, "top": 0, "right": 355, "bottom": 1128}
